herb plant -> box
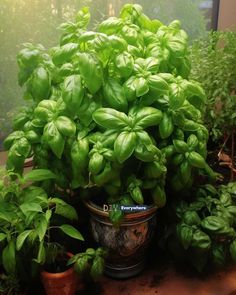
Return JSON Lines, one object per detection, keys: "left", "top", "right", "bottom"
{"left": 190, "top": 32, "right": 236, "bottom": 180}
{"left": 0, "top": 168, "right": 84, "bottom": 291}
{"left": 4, "top": 4, "right": 216, "bottom": 225}
{"left": 165, "top": 182, "right": 236, "bottom": 272}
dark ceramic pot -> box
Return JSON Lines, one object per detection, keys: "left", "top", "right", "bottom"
{"left": 85, "top": 201, "right": 157, "bottom": 279}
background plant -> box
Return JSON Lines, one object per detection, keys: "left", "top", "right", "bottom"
{"left": 164, "top": 182, "right": 236, "bottom": 272}
{"left": 190, "top": 31, "right": 236, "bottom": 180}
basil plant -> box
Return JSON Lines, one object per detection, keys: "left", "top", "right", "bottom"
{"left": 4, "top": 4, "right": 215, "bottom": 224}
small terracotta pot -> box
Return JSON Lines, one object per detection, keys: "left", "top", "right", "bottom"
{"left": 40, "top": 253, "right": 78, "bottom": 295}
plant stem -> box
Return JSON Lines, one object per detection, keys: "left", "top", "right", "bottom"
{"left": 230, "top": 131, "right": 235, "bottom": 181}
{"left": 218, "top": 133, "right": 230, "bottom": 158}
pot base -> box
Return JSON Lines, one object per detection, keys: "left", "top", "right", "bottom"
{"left": 104, "top": 260, "right": 145, "bottom": 279}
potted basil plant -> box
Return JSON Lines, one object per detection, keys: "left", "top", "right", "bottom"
{"left": 4, "top": 4, "right": 216, "bottom": 278}
{"left": 0, "top": 168, "right": 85, "bottom": 295}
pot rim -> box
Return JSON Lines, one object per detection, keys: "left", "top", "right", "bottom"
{"left": 40, "top": 252, "right": 75, "bottom": 279}
{"left": 84, "top": 200, "right": 157, "bottom": 220}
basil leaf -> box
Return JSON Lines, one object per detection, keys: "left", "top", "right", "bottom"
{"left": 62, "top": 75, "right": 84, "bottom": 114}
{"left": 29, "top": 66, "right": 51, "bottom": 101}
{"left": 43, "top": 122, "right": 65, "bottom": 158}
{"left": 103, "top": 78, "right": 128, "bottom": 112}
{"left": 135, "top": 107, "right": 162, "bottom": 128}
{"left": 114, "top": 131, "right": 136, "bottom": 163}
{"left": 52, "top": 43, "right": 78, "bottom": 66}
{"left": 55, "top": 116, "right": 76, "bottom": 137}
{"left": 93, "top": 108, "right": 129, "bottom": 130}
{"left": 77, "top": 52, "right": 103, "bottom": 94}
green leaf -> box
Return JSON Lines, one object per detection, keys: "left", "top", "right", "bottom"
{"left": 201, "top": 216, "right": 228, "bottom": 233}
{"left": 187, "top": 134, "right": 198, "bottom": 150}
{"left": 0, "top": 233, "right": 7, "bottom": 242}
{"left": 16, "top": 230, "right": 33, "bottom": 250}
{"left": 62, "top": 75, "right": 84, "bottom": 114}
{"left": 169, "top": 83, "right": 185, "bottom": 110}
{"left": 90, "top": 256, "right": 105, "bottom": 280}
{"left": 93, "top": 108, "right": 129, "bottom": 130}
{"left": 17, "top": 47, "right": 40, "bottom": 68}
{"left": 191, "top": 229, "right": 211, "bottom": 250}
{"left": 3, "top": 240, "right": 16, "bottom": 274}
{"left": 182, "top": 81, "right": 206, "bottom": 109}
{"left": 109, "top": 207, "right": 124, "bottom": 227}
{"left": 135, "top": 77, "right": 149, "bottom": 97}
{"left": 20, "top": 203, "right": 42, "bottom": 215}
{"left": 23, "top": 169, "right": 56, "bottom": 183}
{"left": 159, "top": 113, "right": 174, "bottom": 139}
{"left": 212, "top": 244, "right": 225, "bottom": 266}
{"left": 45, "top": 209, "right": 52, "bottom": 222}
{"left": 55, "top": 116, "right": 76, "bottom": 137}
{"left": 55, "top": 203, "right": 78, "bottom": 221}
{"left": 76, "top": 7, "right": 90, "bottom": 28}
{"left": 74, "top": 256, "right": 90, "bottom": 273}
{"left": 52, "top": 43, "right": 78, "bottom": 66}
{"left": 34, "top": 99, "right": 57, "bottom": 122}
{"left": 21, "top": 186, "right": 48, "bottom": 204}
{"left": 173, "top": 140, "right": 188, "bottom": 153}
{"left": 43, "top": 122, "right": 65, "bottom": 159}
{"left": 188, "top": 151, "right": 206, "bottom": 168}
{"left": 103, "top": 78, "right": 128, "bottom": 112}
{"left": 114, "top": 131, "right": 136, "bottom": 163}
{"left": 10, "top": 137, "right": 31, "bottom": 158}
{"left": 36, "top": 241, "right": 46, "bottom": 265}
{"left": 89, "top": 153, "right": 105, "bottom": 175}
{"left": 77, "top": 52, "right": 103, "bottom": 94}
{"left": 99, "top": 17, "right": 123, "bottom": 35}
{"left": 130, "top": 187, "right": 144, "bottom": 204}
{"left": 4, "top": 131, "right": 25, "bottom": 150}
{"left": 36, "top": 216, "right": 48, "bottom": 242}
{"left": 59, "top": 224, "right": 84, "bottom": 241}
{"left": 135, "top": 107, "right": 162, "bottom": 128}
{"left": 148, "top": 75, "right": 169, "bottom": 95}
{"left": 183, "top": 211, "right": 201, "bottom": 226}
{"left": 115, "top": 52, "right": 134, "bottom": 78}
{"left": 28, "top": 66, "right": 51, "bottom": 101}
{"left": 179, "top": 161, "right": 192, "bottom": 184}
{"left": 177, "top": 224, "right": 193, "bottom": 250}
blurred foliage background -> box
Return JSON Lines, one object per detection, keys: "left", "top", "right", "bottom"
{"left": 0, "top": 0, "right": 213, "bottom": 149}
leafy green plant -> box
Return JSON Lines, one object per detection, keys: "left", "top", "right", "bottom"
{"left": 68, "top": 247, "right": 106, "bottom": 281}
{"left": 190, "top": 31, "right": 236, "bottom": 180}
{"left": 0, "top": 168, "right": 84, "bottom": 292}
{"left": 165, "top": 182, "right": 236, "bottom": 272}
{"left": 4, "top": 4, "right": 216, "bottom": 226}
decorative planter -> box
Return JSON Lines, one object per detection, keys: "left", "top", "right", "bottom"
{"left": 85, "top": 201, "right": 157, "bottom": 279}
{"left": 40, "top": 253, "right": 78, "bottom": 295}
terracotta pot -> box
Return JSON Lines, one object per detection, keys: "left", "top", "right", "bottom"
{"left": 85, "top": 201, "right": 157, "bottom": 279}
{"left": 40, "top": 253, "right": 78, "bottom": 295}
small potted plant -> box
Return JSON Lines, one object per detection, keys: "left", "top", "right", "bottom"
{"left": 163, "top": 182, "right": 236, "bottom": 272}
{"left": 0, "top": 168, "right": 57, "bottom": 294}
{"left": 0, "top": 167, "right": 106, "bottom": 294}
{"left": 4, "top": 4, "right": 216, "bottom": 278}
